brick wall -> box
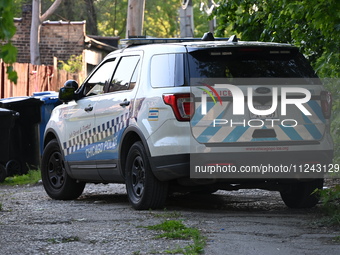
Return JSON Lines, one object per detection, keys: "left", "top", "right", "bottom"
{"left": 12, "top": 5, "right": 85, "bottom": 65}
{"left": 40, "top": 21, "right": 85, "bottom": 65}
{"left": 12, "top": 5, "right": 32, "bottom": 63}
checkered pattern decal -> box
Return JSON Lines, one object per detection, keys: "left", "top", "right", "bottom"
{"left": 63, "top": 113, "right": 129, "bottom": 156}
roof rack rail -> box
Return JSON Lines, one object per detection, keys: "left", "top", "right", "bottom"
{"left": 120, "top": 37, "right": 201, "bottom": 46}
{"left": 120, "top": 32, "right": 235, "bottom": 47}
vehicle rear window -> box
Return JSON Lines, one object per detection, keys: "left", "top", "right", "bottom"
{"left": 187, "top": 47, "right": 318, "bottom": 80}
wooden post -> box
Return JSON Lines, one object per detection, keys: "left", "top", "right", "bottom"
{"left": 126, "top": 0, "right": 146, "bottom": 38}
{"left": 179, "top": 0, "right": 194, "bottom": 38}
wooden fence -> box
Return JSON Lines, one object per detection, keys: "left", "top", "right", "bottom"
{"left": 0, "top": 60, "right": 84, "bottom": 98}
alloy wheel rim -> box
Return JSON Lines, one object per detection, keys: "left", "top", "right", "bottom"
{"left": 131, "top": 155, "right": 145, "bottom": 198}
{"left": 47, "top": 151, "right": 66, "bottom": 189}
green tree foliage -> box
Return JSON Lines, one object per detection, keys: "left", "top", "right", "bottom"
{"left": 41, "top": 0, "right": 98, "bottom": 35}
{"left": 95, "top": 0, "right": 128, "bottom": 37}
{"left": 0, "top": 0, "right": 18, "bottom": 83}
{"left": 14, "top": 1, "right": 210, "bottom": 39}
{"left": 212, "top": 0, "right": 340, "bottom": 78}
{"left": 95, "top": 0, "right": 210, "bottom": 38}
{"left": 144, "top": 0, "right": 180, "bottom": 37}
{"left": 58, "top": 54, "right": 83, "bottom": 73}
{"left": 193, "top": 1, "right": 210, "bottom": 37}
{"left": 94, "top": 0, "right": 182, "bottom": 38}
{"left": 12, "top": 0, "right": 30, "bottom": 17}
{"left": 213, "top": 0, "right": 340, "bottom": 164}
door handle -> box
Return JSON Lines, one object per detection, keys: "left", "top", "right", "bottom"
{"left": 120, "top": 100, "right": 130, "bottom": 107}
{"left": 84, "top": 106, "right": 93, "bottom": 112}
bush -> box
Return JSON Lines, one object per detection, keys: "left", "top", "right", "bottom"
{"left": 316, "top": 184, "right": 340, "bottom": 225}
{"left": 58, "top": 55, "right": 83, "bottom": 73}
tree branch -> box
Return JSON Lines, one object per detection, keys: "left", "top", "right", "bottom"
{"left": 40, "top": 0, "right": 63, "bottom": 22}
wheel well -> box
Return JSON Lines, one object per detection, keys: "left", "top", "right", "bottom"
{"left": 120, "top": 131, "right": 142, "bottom": 178}
{"left": 43, "top": 132, "right": 57, "bottom": 150}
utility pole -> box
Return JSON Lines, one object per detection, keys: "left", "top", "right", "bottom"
{"left": 126, "top": 0, "right": 146, "bottom": 38}
{"left": 179, "top": 0, "right": 194, "bottom": 37}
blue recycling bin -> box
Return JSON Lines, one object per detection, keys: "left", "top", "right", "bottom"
{"left": 33, "top": 91, "right": 61, "bottom": 155}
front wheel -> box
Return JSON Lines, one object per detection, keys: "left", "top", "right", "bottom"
{"left": 280, "top": 179, "right": 323, "bottom": 208}
{"left": 125, "top": 141, "right": 168, "bottom": 210}
{"left": 41, "top": 139, "right": 85, "bottom": 200}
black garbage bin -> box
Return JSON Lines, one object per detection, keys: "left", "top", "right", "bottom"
{"left": 0, "top": 97, "right": 43, "bottom": 175}
{"left": 0, "top": 108, "right": 19, "bottom": 182}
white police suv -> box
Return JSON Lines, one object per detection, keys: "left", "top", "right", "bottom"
{"left": 41, "top": 33, "right": 333, "bottom": 210}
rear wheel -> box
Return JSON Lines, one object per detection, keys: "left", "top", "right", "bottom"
{"left": 125, "top": 141, "right": 168, "bottom": 210}
{"left": 280, "top": 179, "right": 323, "bottom": 208}
{"left": 41, "top": 139, "right": 85, "bottom": 200}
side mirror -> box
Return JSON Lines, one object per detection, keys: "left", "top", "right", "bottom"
{"left": 59, "top": 80, "right": 79, "bottom": 103}
{"left": 64, "top": 80, "right": 79, "bottom": 90}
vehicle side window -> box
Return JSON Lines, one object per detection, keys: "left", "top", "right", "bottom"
{"left": 83, "top": 59, "right": 116, "bottom": 97}
{"left": 150, "top": 54, "right": 184, "bottom": 87}
{"left": 106, "top": 56, "right": 140, "bottom": 93}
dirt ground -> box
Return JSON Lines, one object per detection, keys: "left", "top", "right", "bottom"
{"left": 0, "top": 180, "right": 339, "bottom": 255}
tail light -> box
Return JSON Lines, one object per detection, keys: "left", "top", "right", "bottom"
{"left": 163, "top": 93, "right": 194, "bottom": 121}
{"left": 321, "top": 91, "right": 332, "bottom": 119}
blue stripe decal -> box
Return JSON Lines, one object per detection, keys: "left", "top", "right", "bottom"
{"left": 302, "top": 114, "right": 323, "bottom": 139}
{"left": 223, "top": 126, "right": 249, "bottom": 142}
{"left": 195, "top": 105, "right": 228, "bottom": 142}
{"left": 304, "top": 124, "right": 322, "bottom": 139}
{"left": 192, "top": 102, "right": 215, "bottom": 126}
{"left": 197, "top": 126, "right": 222, "bottom": 142}
{"left": 279, "top": 125, "right": 303, "bottom": 140}
{"left": 307, "top": 100, "right": 325, "bottom": 123}
{"left": 191, "top": 105, "right": 202, "bottom": 126}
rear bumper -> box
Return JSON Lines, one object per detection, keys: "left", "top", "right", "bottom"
{"left": 150, "top": 150, "right": 333, "bottom": 181}
{"left": 150, "top": 154, "right": 190, "bottom": 181}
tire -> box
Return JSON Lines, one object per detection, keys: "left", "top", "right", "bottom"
{"left": 6, "top": 160, "right": 21, "bottom": 176}
{"left": 280, "top": 179, "right": 323, "bottom": 208}
{"left": 41, "top": 139, "right": 85, "bottom": 200}
{"left": 125, "top": 141, "right": 168, "bottom": 210}
{"left": 0, "top": 164, "right": 7, "bottom": 183}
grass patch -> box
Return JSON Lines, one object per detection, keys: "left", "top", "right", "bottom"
{"left": 333, "top": 236, "right": 340, "bottom": 243}
{"left": 1, "top": 170, "right": 41, "bottom": 186}
{"left": 145, "top": 220, "right": 206, "bottom": 255}
{"left": 314, "top": 184, "right": 340, "bottom": 225}
{"left": 151, "top": 209, "right": 182, "bottom": 219}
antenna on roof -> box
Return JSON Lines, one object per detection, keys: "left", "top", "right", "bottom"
{"left": 228, "top": 35, "right": 238, "bottom": 42}
{"left": 201, "top": 32, "right": 215, "bottom": 41}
